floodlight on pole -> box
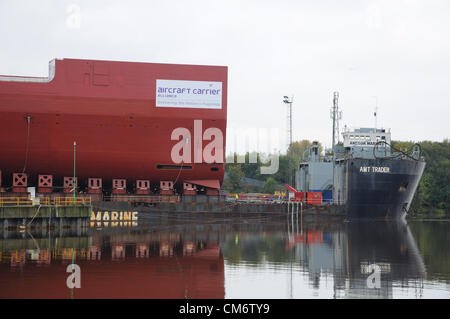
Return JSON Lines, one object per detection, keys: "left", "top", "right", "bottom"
{"left": 282, "top": 95, "right": 294, "bottom": 186}
{"left": 282, "top": 96, "right": 294, "bottom": 149}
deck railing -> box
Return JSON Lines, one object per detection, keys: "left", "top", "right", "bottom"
{"left": 0, "top": 197, "right": 33, "bottom": 207}
{"left": 0, "top": 196, "right": 92, "bottom": 207}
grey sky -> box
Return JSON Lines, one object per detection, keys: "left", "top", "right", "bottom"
{"left": 1, "top": 0, "right": 448, "bottom": 152}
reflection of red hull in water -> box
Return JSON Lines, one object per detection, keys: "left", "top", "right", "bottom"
{"left": 0, "top": 59, "right": 227, "bottom": 189}
{"left": 0, "top": 248, "right": 224, "bottom": 299}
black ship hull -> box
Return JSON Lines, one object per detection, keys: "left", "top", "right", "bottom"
{"left": 345, "top": 158, "right": 426, "bottom": 220}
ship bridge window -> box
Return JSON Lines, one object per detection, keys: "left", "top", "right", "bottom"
{"left": 156, "top": 164, "right": 193, "bottom": 170}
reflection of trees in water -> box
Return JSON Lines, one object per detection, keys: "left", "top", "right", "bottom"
{"left": 409, "top": 221, "right": 450, "bottom": 282}
{"left": 222, "top": 234, "right": 294, "bottom": 266}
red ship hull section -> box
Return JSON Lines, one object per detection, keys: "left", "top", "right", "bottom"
{"left": 0, "top": 59, "right": 227, "bottom": 188}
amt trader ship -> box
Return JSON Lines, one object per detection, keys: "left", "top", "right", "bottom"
{"left": 296, "top": 127, "right": 426, "bottom": 219}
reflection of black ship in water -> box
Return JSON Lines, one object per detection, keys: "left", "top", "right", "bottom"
{"left": 0, "top": 216, "right": 427, "bottom": 298}
{"left": 339, "top": 221, "right": 426, "bottom": 298}
{"left": 286, "top": 217, "right": 427, "bottom": 298}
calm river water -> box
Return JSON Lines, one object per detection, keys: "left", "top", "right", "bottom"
{"left": 1, "top": 213, "right": 449, "bottom": 299}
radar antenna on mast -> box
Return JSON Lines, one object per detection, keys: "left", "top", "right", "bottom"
{"left": 372, "top": 96, "right": 378, "bottom": 131}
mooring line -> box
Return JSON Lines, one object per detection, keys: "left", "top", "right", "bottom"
{"left": 27, "top": 204, "right": 42, "bottom": 228}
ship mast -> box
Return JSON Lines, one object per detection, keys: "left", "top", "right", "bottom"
{"left": 331, "top": 92, "right": 341, "bottom": 204}
{"left": 331, "top": 92, "right": 341, "bottom": 153}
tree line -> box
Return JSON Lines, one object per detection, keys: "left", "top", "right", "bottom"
{"left": 392, "top": 139, "right": 450, "bottom": 216}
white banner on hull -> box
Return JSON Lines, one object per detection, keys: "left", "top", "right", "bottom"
{"left": 156, "top": 79, "right": 222, "bottom": 109}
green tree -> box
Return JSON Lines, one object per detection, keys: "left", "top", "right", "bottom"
{"left": 241, "top": 152, "right": 263, "bottom": 180}
{"left": 394, "top": 139, "right": 450, "bottom": 215}
{"left": 288, "top": 140, "right": 322, "bottom": 163}
{"left": 223, "top": 164, "right": 244, "bottom": 193}
{"left": 262, "top": 177, "right": 278, "bottom": 194}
